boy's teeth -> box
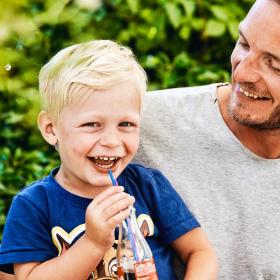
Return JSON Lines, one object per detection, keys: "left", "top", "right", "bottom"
{"left": 93, "top": 156, "right": 117, "bottom": 160}
{"left": 95, "top": 162, "right": 114, "bottom": 169}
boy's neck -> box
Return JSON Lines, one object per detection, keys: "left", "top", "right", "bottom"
{"left": 55, "top": 167, "right": 111, "bottom": 198}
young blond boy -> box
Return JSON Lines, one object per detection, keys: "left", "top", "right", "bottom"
{"left": 0, "top": 40, "right": 218, "bottom": 279}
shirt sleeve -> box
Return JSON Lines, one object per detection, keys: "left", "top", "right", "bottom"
{"left": 0, "top": 194, "right": 56, "bottom": 267}
{"left": 146, "top": 170, "right": 200, "bottom": 244}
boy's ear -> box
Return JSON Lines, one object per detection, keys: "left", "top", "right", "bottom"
{"left": 37, "top": 111, "right": 58, "bottom": 146}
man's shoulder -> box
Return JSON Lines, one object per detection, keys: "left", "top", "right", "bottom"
{"left": 147, "top": 83, "right": 220, "bottom": 98}
{"left": 143, "top": 83, "right": 221, "bottom": 113}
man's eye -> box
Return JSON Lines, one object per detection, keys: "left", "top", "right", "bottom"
{"left": 264, "top": 57, "right": 280, "bottom": 72}
{"left": 238, "top": 39, "right": 249, "bottom": 49}
{"left": 119, "top": 122, "right": 133, "bottom": 127}
{"left": 270, "top": 62, "right": 280, "bottom": 72}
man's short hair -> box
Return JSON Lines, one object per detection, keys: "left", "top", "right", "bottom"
{"left": 39, "top": 40, "right": 147, "bottom": 119}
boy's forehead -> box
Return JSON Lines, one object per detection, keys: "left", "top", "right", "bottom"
{"left": 67, "top": 81, "right": 141, "bottom": 109}
{"left": 69, "top": 83, "right": 94, "bottom": 97}
{"left": 58, "top": 81, "right": 141, "bottom": 120}
{"left": 70, "top": 79, "right": 143, "bottom": 98}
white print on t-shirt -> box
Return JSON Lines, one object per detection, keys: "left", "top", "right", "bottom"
{"left": 51, "top": 214, "right": 154, "bottom": 280}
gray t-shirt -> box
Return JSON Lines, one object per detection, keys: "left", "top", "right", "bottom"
{"left": 134, "top": 84, "right": 280, "bottom": 280}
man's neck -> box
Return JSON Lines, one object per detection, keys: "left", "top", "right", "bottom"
{"left": 217, "top": 84, "right": 280, "bottom": 159}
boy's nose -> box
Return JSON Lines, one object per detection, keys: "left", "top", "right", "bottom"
{"left": 99, "top": 130, "right": 121, "bottom": 148}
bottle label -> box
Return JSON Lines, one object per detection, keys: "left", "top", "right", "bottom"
{"left": 134, "top": 259, "right": 158, "bottom": 280}
{"left": 118, "top": 266, "right": 124, "bottom": 280}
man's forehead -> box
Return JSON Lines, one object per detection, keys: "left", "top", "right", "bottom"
{"left": 239, "top": 0, "right": 280, "bottom": 52}
{"left": 246, "top": 0, "right": 280, "bottom": 21}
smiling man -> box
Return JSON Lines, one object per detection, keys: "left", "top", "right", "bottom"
{"left": 135, "top": 0, "right": 280, "bottom": 279}
{"left": 218, "top": 0, "right": 280, "bottom": 158}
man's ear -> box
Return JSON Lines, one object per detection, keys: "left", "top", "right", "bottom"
{"left": 37, "top": 111, "right": 58, "bottom": 146}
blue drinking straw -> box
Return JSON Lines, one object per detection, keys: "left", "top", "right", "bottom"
{"left": 108, "top": 169, "right": 117, "bottom": 186}
{"left": 108, "top": 170, "right": 140, "bottom": 262}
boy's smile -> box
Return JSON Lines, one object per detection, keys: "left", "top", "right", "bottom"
{"left": 90, "top": 156, "right": 120, "bottom": 169}
{"left": 50, "top": 80, "right": 141, "bottom": 198}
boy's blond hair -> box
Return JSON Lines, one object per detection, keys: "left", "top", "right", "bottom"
{"left": 39, "top": 40, "right": 147, "bottom": 119}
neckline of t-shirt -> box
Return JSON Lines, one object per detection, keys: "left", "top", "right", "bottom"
{"left": 210, "top": 83, "right": 280, "bottom": 162}
{"left": 48, "top": 167, "right": 93, "bottom": 208}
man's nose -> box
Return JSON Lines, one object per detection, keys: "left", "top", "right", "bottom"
{"left": 233, "top": 51, "right": 261, "bottom": 84}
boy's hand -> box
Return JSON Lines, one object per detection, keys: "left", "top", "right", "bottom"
{"left": 85, "top": 186, "right": 134, "bottom": 252}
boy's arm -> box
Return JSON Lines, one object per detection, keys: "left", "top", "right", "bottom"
{"left": 171, "top": 227, "right": 219, "bottom": 280}
{"left": 14, "top": 234, "right": 104, "bottom": 280}
{"left": 14, "top": 186, "right": 134, "bottom": 280}
{"left": 0, "top": 271, "right": 14, "bottom": 280}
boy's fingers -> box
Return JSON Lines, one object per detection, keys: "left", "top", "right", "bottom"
{"left": 107, "top": 207, "right": 132, "bottom": 230}
{"left": 99, "top": 191, "right": 132, "bottom": 210}
{"left": 93, "top": 186, "right": 124, "bottom": 205}
{"left": 103, "top": 195, "right": 135, "bottom": 221}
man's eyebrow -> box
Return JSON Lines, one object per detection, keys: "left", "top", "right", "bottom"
{"left": 238, "top": 29, "right": 248, "bottom": 44}
{"left": 238, "top": 28, "right": 280, "bottom": 62}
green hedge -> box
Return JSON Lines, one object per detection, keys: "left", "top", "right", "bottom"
{"left": 0, "top": 0, "right": 254, "bottom": 237}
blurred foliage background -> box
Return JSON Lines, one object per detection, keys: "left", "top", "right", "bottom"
{"left": 0, "top": 0, "right": 254, "bottom": 237}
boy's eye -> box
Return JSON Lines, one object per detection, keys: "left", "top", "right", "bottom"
{"left": 119, "top": 122, "right": 133, "bottom": 127}
{"left": 83, "top": 122, "right": 100, "bottom": 127}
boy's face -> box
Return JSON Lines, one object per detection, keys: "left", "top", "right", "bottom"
{"left": 47, "top": 80, "right": 141, "bottom": 197}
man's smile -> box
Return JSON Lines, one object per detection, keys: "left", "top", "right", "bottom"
{"left": 239, "top": 86, "right": 270, "bottom": 100}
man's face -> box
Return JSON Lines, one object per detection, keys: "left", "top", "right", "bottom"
{"left": 229, "top": 0, "right": 280, "bottom": 129}
{"left": 53, "top": 81, "right": 141, "bottom": 196}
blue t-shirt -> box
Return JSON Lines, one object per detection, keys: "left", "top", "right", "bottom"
{"left": 0, "top": 164, "right": 200, "bottom": 279}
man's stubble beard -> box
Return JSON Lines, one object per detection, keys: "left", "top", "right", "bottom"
{"left": 228, "top": 103, "right": 280, "bottom": 130}
{"left": 228, "top": 94, "right": 280, "bottom": 130}
{"left": 228, "top": 81, "right": 280, "bottom": 130}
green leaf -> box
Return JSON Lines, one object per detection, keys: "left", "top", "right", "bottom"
{"left": 191, "top": 18, "right": 205, "bottom": 31}
{"left": 174, "top": 52, "right": 192, "bottom": 68}
{"left": 179, "top": 25, "right": 191, "bottom": 40}
{"left": 211, "top": 5, "right": 231, "bottom": 21}
{"left": 197, "top": 70, "right": 221, "bottom": 82}
{"left": 126, "top": 0, "right": 139, "bottom": 14}
{"left": 204, "top": 19, "right": 226, "bottom": 37}
{"left": 144, "top": 55, "right": 161, "bottom": 68}
{"left": 0, "top": 182, "right": 5, "bottom": 191}
{"left": 179, "top": 0, "right": 196, "bottom": 17}
{"left": 228, "top": 20, "right": 239, "bottom": 39}
{"left": 6, "top": 112, "right": 24, "bottom": 124}
{"left": 164, "top": 2, "right": 182, "bottom": 29}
